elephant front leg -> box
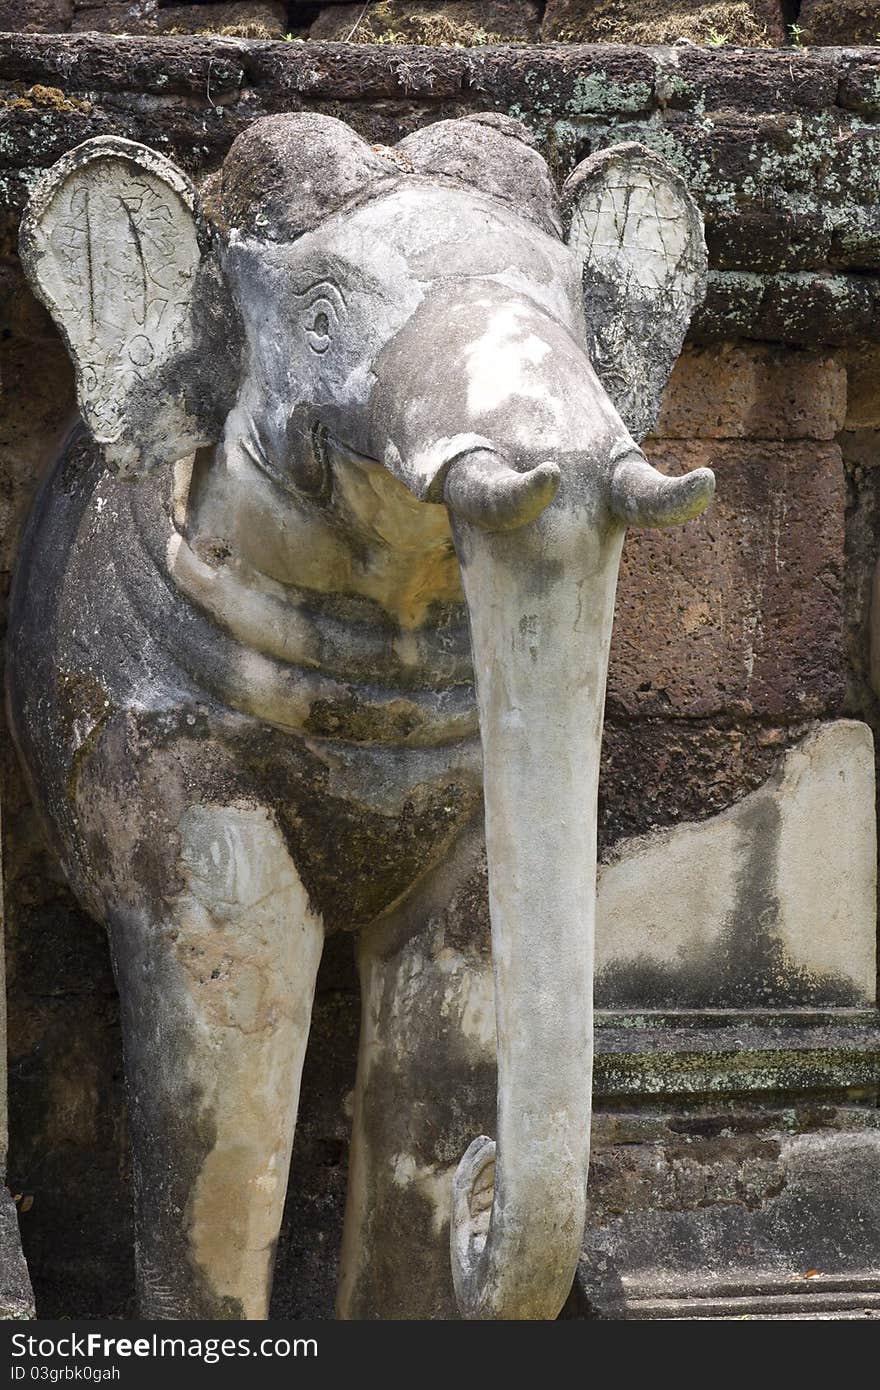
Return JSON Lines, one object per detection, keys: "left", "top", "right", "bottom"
{"left": 337, "top": 835, "right": 496, "bottom": 1319}
{"left": 110, "top": 803, "right": 324, "bottom": 1319}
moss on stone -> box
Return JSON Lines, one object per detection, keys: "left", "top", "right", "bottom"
{"left": 310, "top": 1, "right": 539, "bottom": 48}
{"left": 164, "top": 23, "right": 277, "bottom": 39}
{"left": 544, "top": 0, "right": 783, "bottom": 48}
{"left": 3, "top": 84, "right": 91, "bottom": 115}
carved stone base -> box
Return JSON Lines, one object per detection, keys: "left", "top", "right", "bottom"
{"left": 572, "top": 1108, "right": 880, "bottom": 1320}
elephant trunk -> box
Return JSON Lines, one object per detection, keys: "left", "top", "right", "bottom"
{"left": 445, "top": 468, "right": 623, "bottom": 1319}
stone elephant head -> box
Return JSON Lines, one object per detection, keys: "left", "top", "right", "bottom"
{"left": 19, "top": 112, "right": 713, "bottom": 1319}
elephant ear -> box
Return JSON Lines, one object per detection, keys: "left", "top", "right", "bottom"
{"left": 562, "top": 143, "right": 707, "bottom": 442}
{"left": 19, "top": 136, "right": 239, "bottom": 476}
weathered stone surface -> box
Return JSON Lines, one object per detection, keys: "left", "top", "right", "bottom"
{"left": 0, "top": 333, "right": 74, "bottom": 576}
{"left": 592, "top": 1019, "right": 880, "bottom": 1098}
{"left": 0, "top": 1187, "right": 33, "bottom": 1319}
{"left": 563, "top": 142, "right": 707, "bottom": 442}
{"left": 310, "top": 1, "right": 542, "bottom": 45}
{"left": 571, "top": 111, "right": 880, "bottom": 275}
{"left": 0, "top": 34, "right": 876, "bottom": 1322}
{"left": 268, "top": 934, "right": 358, "bottom": 1319}
{"left": 0, "top": 39, "right": 876, "bottom": 343}
{"left": 595, "top": 721, "right": 877, "bottom": 1009}
{"left": 598, "top": 719, "right": 812, "bottom": 850}
{"left": 9, "top": 112, "right": 717, "bottom": 1323}
{"left": 841, "top": 428, "right": 880, "bottom": 475}
{"left": 658, "top": 45, "right": 839, "bottom": 113}
{"left": 0, "top": 304, "right": 121, "bottom": 1316}
{"left": 577, "top": 1122, "right": 880, "bottom": 1318}
{"left": 837, "top": 50, "right": 880, "bottom": 117}
{"left": 800, "top": 0, "right": 880, "bottom": 46}
{"left": 0, "top": 34, "right": 247, "bottom": 96}
{"left": 71, "top": 1, "right": 157, "bottom": 34}
{"left": 694, "top": 272, "right": 880, "bottom": 347}
{"left": 0, "top": 34, "right": 842, "bottom": 111}
{"left": 542, "top": 0, "right": 786, "bottom": 46}
{"left": 0, "top": 0, "right": 73, "bottom": 31}
{"left": 845, "top": 346, "right": 880, "bottom": 431}
{"left": 19, "top": 137, "right": 240, "bottom": 476}
{"left": 2, "top": 675, "right": 130, "bottom": 1318}
{"left": 610, "top": 440, "right": 846, "bottom": 720}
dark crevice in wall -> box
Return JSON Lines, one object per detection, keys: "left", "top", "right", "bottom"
{"left": 289, "top": 4, "right": 323, "bottom": 31}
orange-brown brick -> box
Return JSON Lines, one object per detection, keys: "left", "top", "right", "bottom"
{"left": 845, "top": 346, "right": 880, "bottom": 430}
{"left": 653, "top": 346, "right": 846, "bottom": 441}
{"left": 608, "top": 440, "right": 846, "bottom": 720}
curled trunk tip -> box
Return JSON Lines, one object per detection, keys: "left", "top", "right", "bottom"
{"left": 444, "top": 449, "right": 560, "bottom": 532}
{"left": 451, "top": 1135, "right": 496, "bottom": 1318}
{"left": 610, "top": 455, "right": 715, "bottom": 529}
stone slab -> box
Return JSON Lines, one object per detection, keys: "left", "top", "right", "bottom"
{"left": 595, "top": 722, "right": 877, "bottom": 1010}
{"left": 575, "top": 1122, "right": 880, "bottom": 1319}
{"left": 593, "top": 1015, "right": 880, "bottom": 1098}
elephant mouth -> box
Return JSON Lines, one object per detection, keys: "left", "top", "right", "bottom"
{"left": 120, "top": 447, "right": 479, "bottom": 748}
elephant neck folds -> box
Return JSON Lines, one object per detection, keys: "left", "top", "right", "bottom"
{"left": 122, "top": 459, "right": 478, "bottom": 750}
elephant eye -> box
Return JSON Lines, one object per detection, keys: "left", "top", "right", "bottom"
{"left": 304, "top": 299, "right": 334, "bottom": 355}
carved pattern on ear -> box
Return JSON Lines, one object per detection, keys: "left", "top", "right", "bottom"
{"left": 19, "top": 136, "right": 239, "bottom": 476}
{"left": 562, "top": 143, "right": 707, "bottom": 442}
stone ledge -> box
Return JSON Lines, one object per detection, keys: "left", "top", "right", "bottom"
{"left": 0, "top": 38, "right": 877, "bottom": 344}
{"left": 0, "top": 35, "right": 865, "bottom": 109}
{"left": 574, "top": 1123, "right": 880, "bottom": 1318}
{"left": 588, "top": 1276, "right": 880, "bottom": 1318}
{"left": 593, "top": 1012, "right": 880, "bottom": 1098}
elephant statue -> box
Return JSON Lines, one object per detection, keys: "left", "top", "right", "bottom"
{"left": 9, "top": 111, "right": 714, "bottom": 1320}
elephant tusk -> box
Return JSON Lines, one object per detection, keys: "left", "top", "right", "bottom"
{"left": 444, "top": 449, "right": 560, "bottom": 533}
{"left": 609, "top": 454, "right": 715, "bottom": 529}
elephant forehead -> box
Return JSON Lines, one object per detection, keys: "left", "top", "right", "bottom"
{"left": 231, "top": 184, "right": 579, "bottom": 304}
{"left": 337, "top": 184, "right": 569, "bottom": 268}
